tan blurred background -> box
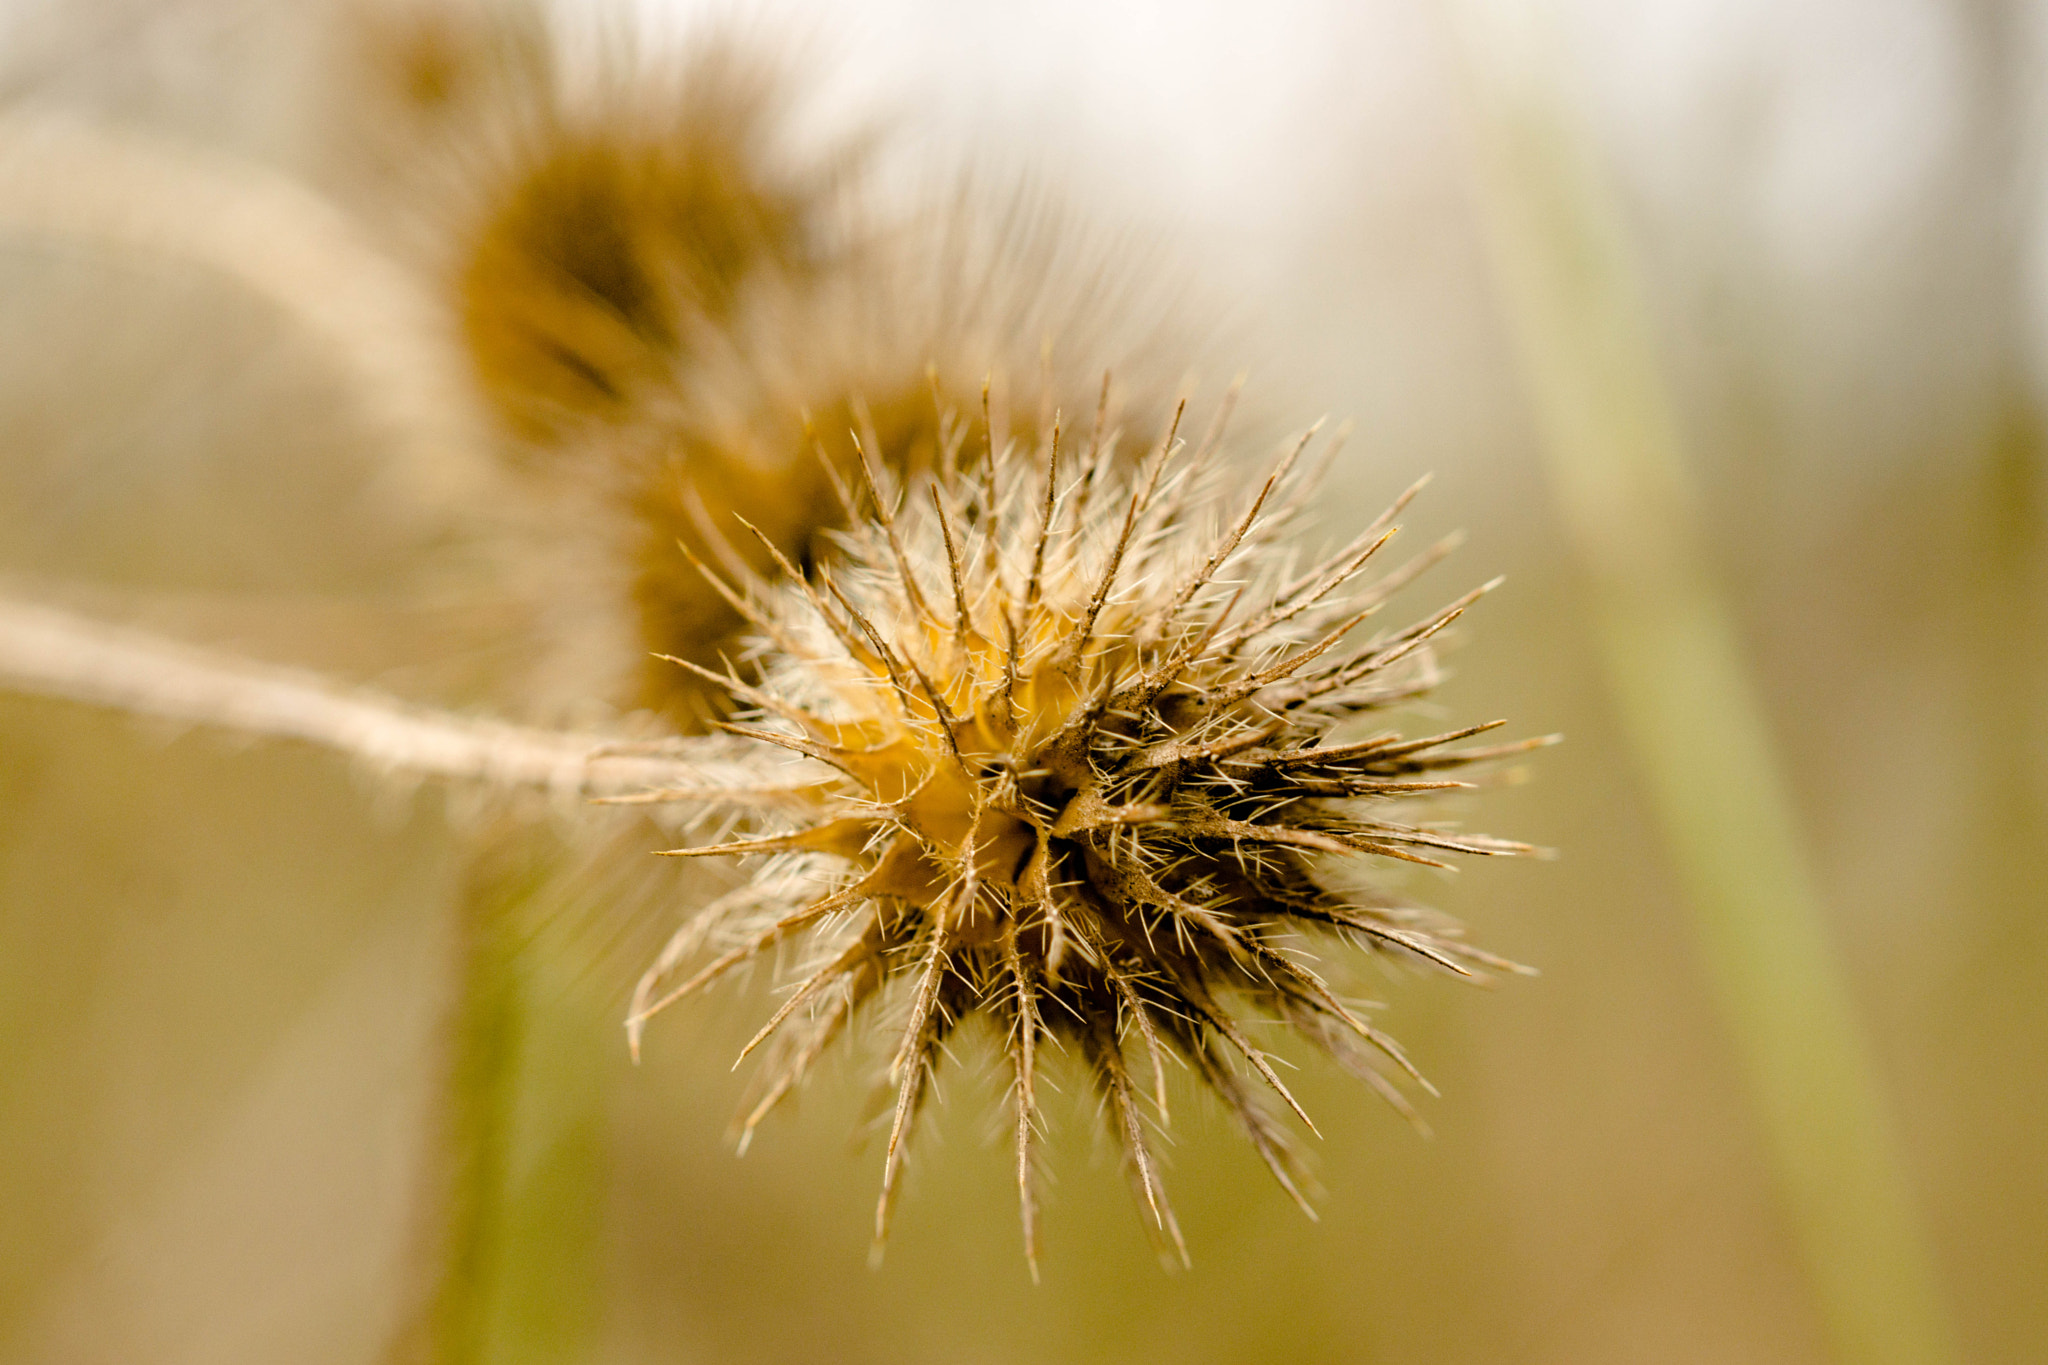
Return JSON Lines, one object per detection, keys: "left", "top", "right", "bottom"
{"left": 1, "top": 1, "right": 2043, "bottom": 1362}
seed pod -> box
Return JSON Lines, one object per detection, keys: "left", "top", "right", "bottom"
{"left": 620, "top": 394, "right": 1550, "bottom": 1267}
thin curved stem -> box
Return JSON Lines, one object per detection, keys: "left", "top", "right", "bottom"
{"left": 0, "top": 595, "right": 733, "bottom": 799}
{"left": 0, "top": 114, "right": 499, "bottom": 518}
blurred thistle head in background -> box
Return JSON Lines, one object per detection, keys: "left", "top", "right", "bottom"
{"left": 332, "top": 3, "right": 1207, "bottom": 728}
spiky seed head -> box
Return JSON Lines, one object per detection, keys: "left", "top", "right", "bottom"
{"left": 625, "top": 394, "right": 1550, "bottom": 1268}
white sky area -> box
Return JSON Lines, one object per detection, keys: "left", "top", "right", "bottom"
{"left": 2, "top": 0, "right": 2031, "bottom": 494}
{"left": 624, "top": 0, "right": 2048, "bottom": 499}
{"left": 1575, "top": 0, "right": 1977, "bottom": 281}
{"left": 628, "top": 0, "right": 2004, "bottom": 285}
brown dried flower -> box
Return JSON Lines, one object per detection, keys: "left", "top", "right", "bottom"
{"left": 620, "top": 392, "right": 1549, "bottom": 1267}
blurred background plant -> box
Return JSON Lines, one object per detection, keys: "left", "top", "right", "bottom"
{"left": 0, "top": 1, "right": 2042, "bottom": 1364}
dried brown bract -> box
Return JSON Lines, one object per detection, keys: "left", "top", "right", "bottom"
{"left": 621, "top": 392, "right": 1550, "bottom": 1268}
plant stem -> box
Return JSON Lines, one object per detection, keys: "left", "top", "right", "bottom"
{"left": 431, "top": 832, "right": 609, "bottom": 1365}
{"left": 1449, "top": 10, "right": 1963, "bottom": 1363}
{"left": 0, "top": 595, "right": 733, "bottom": 797}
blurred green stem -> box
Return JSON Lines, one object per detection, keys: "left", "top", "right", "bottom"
{"left": 431, "top": 834, "right": 607, "bottom": 1365}
{"left": 1450, "top": 9, "right": 1962, "bottom": 1363}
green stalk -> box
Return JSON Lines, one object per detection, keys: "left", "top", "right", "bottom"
{"left": 430, "top": 833, "right": 608, "bottom": 1365}
{"left": 1449, "top": 11, "right": 1962, "bottom": 1363}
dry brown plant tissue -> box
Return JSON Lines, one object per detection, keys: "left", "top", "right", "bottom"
{"left": 0, "top": 0, "right": 1550, "bottom": 1277}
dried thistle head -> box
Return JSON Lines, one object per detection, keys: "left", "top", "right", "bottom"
{"left": 623, "top": 392, "right": 1549, "bottom": 1267}
{"left": 586, "top": 178, "right": 1209, "bottom": 728}
{"left": 406, "top": 17, "right": 1204, "bottom": 727}
{"left": 454, "top": 52, "right": 826, "bottom": 447}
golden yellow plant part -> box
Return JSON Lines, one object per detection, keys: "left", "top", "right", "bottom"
{"left": 618, "top": 392, "right": 1551, "bottom": 1268}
